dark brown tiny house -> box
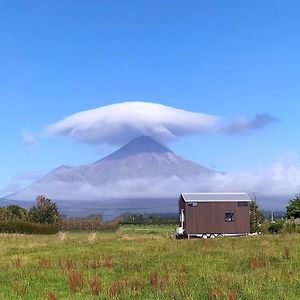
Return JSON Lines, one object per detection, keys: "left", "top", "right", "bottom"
{"left": 176, "top": 193, "right": 251, "bottom": 238}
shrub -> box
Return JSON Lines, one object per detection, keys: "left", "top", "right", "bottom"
{"left": 60, "top": 218, "right": 119, "bottom": 232}
{"left": 0, "top": 220, "right": 59, "bottom": 234}
{"left": 267, "top": 220, "right": 284, "bottom": 234}
{"left": 281, "top": 218, "right": 300, "bottom": 234}
{"left": 29, "top": 195, "right": 61, "bottom": 225}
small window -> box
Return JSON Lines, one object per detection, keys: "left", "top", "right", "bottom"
{"left": 225, "top": 211, "right": 235, "bottom": 222}
{"left": 238, "top": 201, "right": 249, "bottom": 207}
{"left": 188, "top": 202, "right": 198, "bottom": 207}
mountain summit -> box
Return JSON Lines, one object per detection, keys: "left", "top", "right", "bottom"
{"left": 100, "top": 135, "right": 172, "bottom": 161}
{"left": 6, "top": 136, "right": 217, "bottom": 218}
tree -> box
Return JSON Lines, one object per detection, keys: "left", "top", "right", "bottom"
{"left": 0, "top": 207, "right": 14, "bottom": 221}
{"left": 6, "top": 205, "right": 29, "bottom": 220}
{"left": 285, "top": 195, "right": 300, "bottom": 219}
{"left": 250, "top": 200, "right": 264, "bottom": 233}
{"left": 29, "top": 195, "right": 61, "bottom": 224}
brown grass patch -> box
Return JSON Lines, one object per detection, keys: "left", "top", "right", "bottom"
{"left": 149, "top": 272, "right": 169, "bottom": 291}
{"left": 68, "top": 270, "right": 83, "bottom": 293}
{"left": 248, "top": 256, "right": 267, "bottom": 269}
{"left": 108, "top": 280, "right": 124, "bottom": 297}
{"left": 208, "top": 288, "right": 222, "bottom": 299}
{"left": 47, "top": 291, "right": 57, "bottom": 300}
{"left": 89, "top": 276, "right": 101, "bottom": 296}
{"left": 283, "top": 247, "right": 290, "bottom": 259}
{"left": 227, "top": 289, "right": 238, "bottom": 300}
{"left": 103, "top": 258, "right": 113, "bottom": 268}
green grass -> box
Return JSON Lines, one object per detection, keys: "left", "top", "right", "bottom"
{"left": 0, "top": 227, "right": 299, "bottom": 299}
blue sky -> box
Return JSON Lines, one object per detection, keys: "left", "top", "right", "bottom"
{"left": 1, "top": 1, "right": 300, "bottom": 199}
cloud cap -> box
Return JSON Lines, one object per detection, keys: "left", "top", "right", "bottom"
{"left": 45, "top": 102, "right": 220, "bottom": 145}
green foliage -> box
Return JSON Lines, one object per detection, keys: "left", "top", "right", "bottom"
{"left": 7, "top": 205, "right": 31, "bottom": 221}
{"left": 285, "top": 194, "right": 300, "bottom": 219}
{"left": 0, "top": 207, "right": 14, "bottom": 221}
{"left": 0, "top": 197, "right": 62, "bottom": 233}
{"left": 0, "top": 220, "right": 59, "bottom": 234}
{"left": 260, "top": 218, "right": 300, "bottom": 234}
{"left": 260, "top": 220, "right": 284, "bottom": 234}
{"left": 281, "top": 218, "right": 300, "bottom": 234}
{"left": 120, "top": 213, "right": 179, "bottom": 225}
{"left": 29, "top": 195, "right": 61, "bottom": 225}
{"left": 267, "top": 219, "right": 284, "bottom": 234}
{"left": 249, "top": 201, "right": 264, "bottom": 233}
{"left": 0, "top": 205, "right": 30, "bottom": 222}
{"left": 60, "top": 217, "right": 119, "bottom": 232}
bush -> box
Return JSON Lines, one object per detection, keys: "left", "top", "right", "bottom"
{"left": 281, "top": 218, "right": 300, "bottom": 234}
{"left": 0, "top": 220, "right": 59, "bottom": 234}
{"left": 60, "top": 218, "right": 119, "bottom": 232}
{"left": 267, "top": 220, "right": 284, "bottom": 234}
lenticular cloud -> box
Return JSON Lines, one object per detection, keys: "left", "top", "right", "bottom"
{"left": 44, "top": 102, "right": 220, "bottom": 145}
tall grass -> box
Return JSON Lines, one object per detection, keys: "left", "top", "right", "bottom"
{"left": 0, "top": 230, "right": 299, "bottom": 299}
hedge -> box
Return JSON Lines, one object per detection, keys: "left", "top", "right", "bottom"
{"left": 0, "top": 220, "right": 59, "bottom": 234}
{"left": 60, "top": 219, "right": 120, "bottom": 232}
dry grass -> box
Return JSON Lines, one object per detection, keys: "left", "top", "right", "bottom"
{"left": 89, "top": 276, "right": 101, "bottom": 296}
{"left": 47, "top": 291, "right": 57, "bottom": 300}
{"left": 68, "top": 270, "right": 83, "bottom": 293}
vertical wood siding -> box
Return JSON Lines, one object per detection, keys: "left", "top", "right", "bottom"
{"left": 180, "top": 196, "right": 250, "bottom": 234}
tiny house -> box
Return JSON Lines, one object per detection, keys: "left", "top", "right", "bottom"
{"left": 176, "top": 193, "right": 251, "bottom": 238}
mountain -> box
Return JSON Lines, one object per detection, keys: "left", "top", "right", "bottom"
{"left": 5, "top": 136, "right": 217, "bottom": 219}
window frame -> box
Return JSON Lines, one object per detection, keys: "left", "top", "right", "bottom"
{"left": 224, "top": 210, "right": 235, "bottom": 222}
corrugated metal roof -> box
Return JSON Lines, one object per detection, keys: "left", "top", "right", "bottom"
{"left": 181, "top": 193, "right": 251, "bottom": 202}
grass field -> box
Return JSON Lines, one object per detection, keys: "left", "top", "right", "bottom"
{"left": 0, "top": 226, "right": 299, "bottom": 299}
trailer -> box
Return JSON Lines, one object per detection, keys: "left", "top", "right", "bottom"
{"left": 175, "top": 192, "right": 251, "bottom": 239}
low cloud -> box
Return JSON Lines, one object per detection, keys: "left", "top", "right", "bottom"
{"left": 44, "top": 102, "right": 221, "bottom": 145}
{"left": 8, "top": 160, "right": 299, "bottom": 211}
{"left": 225, "top": 113, "right": 279, "bottom": 134}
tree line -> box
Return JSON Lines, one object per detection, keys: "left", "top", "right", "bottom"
{"left": 1, "top": 194, "right": 300, "bottom": 234}
{"left": 0, "top": 195, "right": 61, "bottom": 234}
{"left": 0, "top": 195, "right": 119, "bottom": 234}
{"left": 250, "top": 194, "right": 300, "bottom": 234}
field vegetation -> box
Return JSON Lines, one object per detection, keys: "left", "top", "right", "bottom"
{"left": 0, "top": 226, "right": 299, "bottom": 299}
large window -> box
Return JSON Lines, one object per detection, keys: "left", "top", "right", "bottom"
{"left": 225, "top": 210, "right": 235, "bottom": 222}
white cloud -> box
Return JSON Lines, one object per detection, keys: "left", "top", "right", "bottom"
{"left": 225, "top": 113, "right": 279, "bottom": 134}
{"left": 8, "top": 160, "right": 300, "bottom": 210}
{"left": 22, "top": 129, "right": 37, "bottom": 151}
{"left": 44, "top": 102, "right": 221, "bottom": 145}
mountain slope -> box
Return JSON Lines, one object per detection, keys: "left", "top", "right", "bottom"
{"left": 6, "top": 136, "right": 217, "bottom": 217}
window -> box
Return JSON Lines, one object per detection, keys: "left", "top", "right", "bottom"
{"left": 188, "top": 202, "right": 198, "bottom": 207}
{"left": 238, "top": 201, "right": 249, "bottom": 207}
{"left": 225, "top": 211, "right": 235, "bottom": 222}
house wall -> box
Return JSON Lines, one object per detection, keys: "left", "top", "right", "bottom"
{"left": 180, "top": 197, "right": 250, "bottom": 234}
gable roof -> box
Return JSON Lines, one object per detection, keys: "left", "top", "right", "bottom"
{"left": 181, "top": 192, "right": 251, "bottom": 203}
